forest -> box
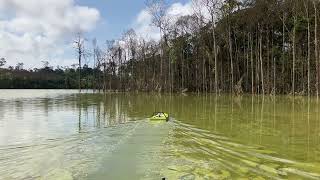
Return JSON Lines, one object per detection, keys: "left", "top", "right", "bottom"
{"left": 1, "top": 0, "right": 320, "bottom": 97}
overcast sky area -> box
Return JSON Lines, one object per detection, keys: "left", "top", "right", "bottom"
{"left": 0, "top": 0, "right": 194, "bottom": 69}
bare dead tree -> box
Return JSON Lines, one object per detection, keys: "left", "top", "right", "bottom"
{"left": 146, "top": 0, "right": 169, "bottom": 91}
{"left": 123, "top": 29, "right": 138, "bottom": 90}
{"left": 304, "top": 0, "right": 311, "bottom": 97}
{"left": 92, "top": 38, "right": 98, "bottom": 92}
{"left": 198, "top": 0, "right": 222, "bottom": 95}
{"left": 314, "top": 0, "right": 319, "bottom": 99}
{"left": 292, "top": 8, "right": 297, "bottom": 96}
{"left": 74, "top": 33, "right": 85, "bottom": 92}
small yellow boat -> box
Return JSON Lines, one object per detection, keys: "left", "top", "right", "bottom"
{"left": 150, "top": 112, "right": 169, "bottom": 121}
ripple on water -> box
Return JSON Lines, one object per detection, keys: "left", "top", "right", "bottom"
{"left": 0, "top": 120, "right": 174, "bottom": 180}
{"left": 1, "top": 92, "right": 320, "bottom": 179}
{"left": 0, "top": 121, "right": 141, "bottom": 179}
{"left": 159, "top": 121, "right": 320, "bottom": 180}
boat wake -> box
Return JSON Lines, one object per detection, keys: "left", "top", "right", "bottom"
{"left": 160, "top": 121, "right": 320, "bottom": 180}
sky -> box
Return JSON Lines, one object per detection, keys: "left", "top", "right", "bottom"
{"left": 0, "top": 0, "right": 194, "bottom": 69}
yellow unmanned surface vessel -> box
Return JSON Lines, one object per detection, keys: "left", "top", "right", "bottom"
{"left": 150, "top": 112, "right": 169, "bottom": 121}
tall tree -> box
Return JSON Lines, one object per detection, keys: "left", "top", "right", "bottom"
{"left": 201, "top": 0, "right": 220, "bottom": 94}
{"left": 92, "top": 38, "right": 98, "bottom": 91}
{"left": 292, "top": 9, "right": 297, "bottom": 95}
{"left": 304, "top": 1, "right": 311, "bottom": 97}
{"left": 0, "top": 58, "right": 6, "bottom": 67}
{"left": 74, "top": 33, "right": 85, "bottom": 92}
{"left": 15, "top": 62, "right": 24, "bottom": 70}
{"left": 314, "top": 0, "right": 319, "bottom": 99}
{"left": 259, "top": 26, "right": 265, "bottom": 95}
{"left": 146, "top": 0, "right": 169, "bottom": 91}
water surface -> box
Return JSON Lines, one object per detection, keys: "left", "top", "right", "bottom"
{"left": 0, "top": 90, "right": 319, "bottom": 179}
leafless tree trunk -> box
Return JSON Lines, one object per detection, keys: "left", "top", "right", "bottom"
{"left": 104, "top": 62, "right": 107, "bottom": 92}
{"left": 251, "top": 33, "right": 254, "bottom": 94}
{"left": 117, "top": 47, "right": 122, "bottom": 91}
{"left": 282, "top": 12, "right": 286, "bottom": 74}
{"left": 259, "top": 29, "right": 265, "bottom": 95}
{"left": 256, "top": 32, "right": 260, "bottom": 94}
{"left": 146, "top": 0, "right": 168, "bottom": 91}
{"left": 213, "top": 22, "right": 218, "bottom": 94}
{"left": 201, "top": 0, "right": 220, "bottom": 94}
{"left": 272, "top": 28, "right": 276, "bottom": 95}
{"left": 307, "top": 6, "right": 311, "bottom": 97}
{"left": 304, "top": 1, "right": 311, "bottom": 97}
{"left": 202, "top": 49, "right": 206, "bottom": 93}
{"left": 181, "top": 48, "right": 184, "bottom": 90}
{"left": 74, "top": 33, "right": 84, "bottom": 92}
{"left": 266, "top": 30, "right": 270, "bottom": 94}
{"left": 92, "top": 38, "right": 97, "bottom": 92}
{"left": 246, "top": 33, "right": 249, "bottom": 93}
{"left": 292, "top": 15, "right": 297, "bottom": 95}
{"left": 314, "top": 1, "right": 319, "bottom": 99}
{"left": 229, "top": 26, "right": 234, "bottom": 93}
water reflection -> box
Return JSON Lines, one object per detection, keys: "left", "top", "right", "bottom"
{"left": 160, "top": 95, "right": 320, "bottom": 179}
{"left": 0, "top": 91, "right": 319, "bottom": 179}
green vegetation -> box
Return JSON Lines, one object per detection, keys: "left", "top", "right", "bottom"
{"left": 1, "top": 0, "right": 320, "bottom": 97}
{"left": 0, "top": 63, "right": 97, "bottom": 89}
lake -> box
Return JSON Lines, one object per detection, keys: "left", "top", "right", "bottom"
{"left": 0, "top": 90, "right": 320, "bottom": 179}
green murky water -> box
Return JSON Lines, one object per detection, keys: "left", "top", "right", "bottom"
{"left": 0, "top": 90, "right": 320, "bottom": 179}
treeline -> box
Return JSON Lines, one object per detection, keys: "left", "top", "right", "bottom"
{"left": 1, "top": 0, "right": 320, "bottom": 97}
{"left": 0, "top": 61, "right": 98, "bottom": 89}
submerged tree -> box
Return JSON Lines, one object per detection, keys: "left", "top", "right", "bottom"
{"left": 146, "top": 0, "right": 169, "bottom": 91}
{"left": 74, "top": 33, "right": 85, "bottom": 92}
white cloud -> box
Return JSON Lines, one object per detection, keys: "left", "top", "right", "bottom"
{"left": 133, "top": 9, "right": 161, "bottom": 41}
{"left": 133, "top": 1, "right": 195, "bottom": 41}
{"left": 166, "top": 2, "right": 194, "bottom": 20}
{"left": 133, "top": 0, "right": 216, "bottom": 41}
{"left": 0, "top": 0, "right": 100, "bottom": 68}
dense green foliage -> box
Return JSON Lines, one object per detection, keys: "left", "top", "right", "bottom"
{"left": 0, "top": 66, "right": 96, "bottom": 89}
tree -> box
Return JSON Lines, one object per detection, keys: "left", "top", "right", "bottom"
{"left": 221, "top": 0, "right": 239, "bottom": 93}
{"left": 146, "top": 0, "right": 169, "bottom": 91}
{"left": 41, "top": 61, "right": 53, "bottom": 72}
{"left": 105, "top": 40, "right": 115, "bottom": 91}
{"left": 314, "top": 0, "right": 319, "bottom": 99}
{"left": 200, "top": 0, "right": 221, "bottom": 94}
{"left": 0, "top": 58, "right": 6, "bottom": 67}
{"left": 292, "top": 7, "right": 297, "bottom": 95}
{"left": 74, "top": 33, "right": 85, "bottom": 92}
{"left": 15, "top": 62, "right": 24, "bottom": 70}
{"left": 123, "top": 29, "right": 138, "bottom": 90}
{"left": 92, "top": 38, "right": 98, "bottom": 91}
{"left": 304, "top": 0, "right": 311, "bottom": 97}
